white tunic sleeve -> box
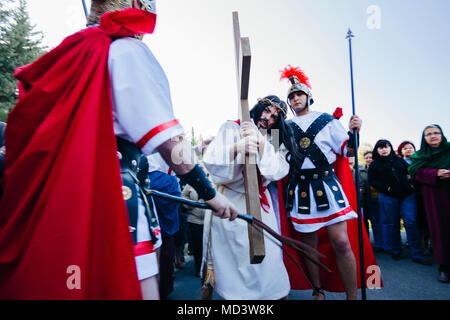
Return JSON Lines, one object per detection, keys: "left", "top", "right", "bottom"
{"left": 329, "top": 118, "right": 350, "bottom": 156}
{"left": 257, "top": 141, "right": 289, "bottom": 182}
{"left": 108, "top": 37, "right": 184, "bottom": 155}
{"left": 202, "top": 121, "right": 243, "bottom": 185}
{"left": 146, "top": 153, "right": 171, "bottom": 174}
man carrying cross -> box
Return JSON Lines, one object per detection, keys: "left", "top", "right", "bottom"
{"left": 202, "top": 95, "right": 292, "bottom": 300}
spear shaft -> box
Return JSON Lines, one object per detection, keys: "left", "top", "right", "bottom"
{"left": 346, "top": 28, "right": 366, "bottom": 300}
{"left": 82, "top": 0, "right": 88, "bottom": 19}
{"left": 146, "top": 189, "right": 330, "bottom": 272}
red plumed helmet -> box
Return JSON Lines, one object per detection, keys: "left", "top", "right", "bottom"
{"left": 280, "top": 65, "right": 314, "bottom": 106}
{"left": 280, "top": 65, "right": 311, "bottom": 89}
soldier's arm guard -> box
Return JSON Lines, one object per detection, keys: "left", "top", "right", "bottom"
{"left": 179, "top": 164, "right": 216, "bottom": 201}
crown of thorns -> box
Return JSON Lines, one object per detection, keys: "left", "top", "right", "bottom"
{"left": 257, "top": 98, "right": 287, "bottom": 116}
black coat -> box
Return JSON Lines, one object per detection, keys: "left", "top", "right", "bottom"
{"left": 368, "top": 155, "right": 415, "bottom": 198}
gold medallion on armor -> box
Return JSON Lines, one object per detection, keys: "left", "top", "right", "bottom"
{"left": 289, "top": 190, "right": 294, "bottom": 196}
{"left": 301, "top": 191, "right": 308, "bottom": 198}
{"left": 122, "top": 186, "right": 132, "bottom": 200}
{"left": 316, "top": 190, "right": 324, "bottom": 197}
{"left": 299, "top": 137, "right": 311, "bottom": 149}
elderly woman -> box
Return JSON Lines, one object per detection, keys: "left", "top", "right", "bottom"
{"left": 409, "top": 125, "right": 450, "bottom": 283}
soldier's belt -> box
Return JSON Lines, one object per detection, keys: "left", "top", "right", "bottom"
{"left": 286, "top": 165, "right": 346, "bottom": 215}
{"left": 116, "top": 136, "right": 141, "bottom": 173}
{"left": 116, "top": 136, "right": 159, "bottom": 245}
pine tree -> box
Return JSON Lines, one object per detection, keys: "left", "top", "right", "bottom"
{"left": 190, "top": 126, "right": 202, "bottom": 147}
{"left": 0, "top": 0, "right": 45, "bottom": 121}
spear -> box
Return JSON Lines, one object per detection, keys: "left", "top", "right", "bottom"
{"left": 146, "top": 188, "right": 331, "bottom": 275}
{"left": 346, "top": 28, "right": 366, "bottom": 300}
{"left": 81, "top": 0, "right": 88, "bottom": 19}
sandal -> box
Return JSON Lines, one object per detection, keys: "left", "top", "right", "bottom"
{"left": 312, "top": 287, "right": 325, "bottom": 300}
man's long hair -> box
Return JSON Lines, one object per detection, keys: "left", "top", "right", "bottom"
{"left": 249, "top": 95, "right": 303, "bottom": 167}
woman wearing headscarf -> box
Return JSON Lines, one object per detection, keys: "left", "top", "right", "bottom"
{"left": 368, "top": 139, "right": 429, "bottom": 265}
{"left": 409, "top": 125, "right": 450, "bottom": 283}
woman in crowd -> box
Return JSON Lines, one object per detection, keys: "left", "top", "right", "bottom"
{"left": 360, "top": 151, "right": 383, "bottom": 251}
{"left": 368, "top": 139, "right": 430, "bottom": 265}
{"left": 182, "top": 183, "right": 207, "bottom": 277}
{"left": 409, "top": 125, "right": 450, "bottom": 283}
{"left": 397, "top": 141, "right": 430, "bottom": 255}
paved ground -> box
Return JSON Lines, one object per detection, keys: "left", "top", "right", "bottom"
{"left": 167, "top": 231, "right": 450, "bottom": 300}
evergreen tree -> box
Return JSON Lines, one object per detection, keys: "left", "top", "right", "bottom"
{"left": 0, "top": 0, "right": 45, "bottom": 121}
{"left": 190, "top": 126, "right": 202, "bottom": 147}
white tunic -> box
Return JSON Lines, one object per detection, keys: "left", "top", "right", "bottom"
{"left": 202, "top": 121, "right": 290, "bottom": 300}
{"left": 146, "top": 153, "right": 175, "bottom": 175}
{"left": 109, "top": 37, "right": 184, "bottom": 280}
{"left": 284, "top": 111, "right": 357, "bottom": 233}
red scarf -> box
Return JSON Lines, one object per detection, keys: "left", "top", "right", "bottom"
{"left": 0, "top": 9, "right": 156, "bottom": 299}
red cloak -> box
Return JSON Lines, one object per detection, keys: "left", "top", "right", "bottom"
{"left": 0, "top": 9, "right": 156, "bottom": 299}
{"left": 279, "top": 155, "right": 382, "bottom": 292}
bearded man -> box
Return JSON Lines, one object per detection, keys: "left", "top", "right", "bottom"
{"left": 201, "top": 95, "right": 293, "bottom": 300}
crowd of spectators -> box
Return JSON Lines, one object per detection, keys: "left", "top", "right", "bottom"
{"left": 357, "top": 125, "right": 450, "bottom": 283}
{"left": 138, "top": 124, "right": 450, "bottom": 299}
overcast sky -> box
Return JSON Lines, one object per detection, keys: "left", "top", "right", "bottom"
{"left": 25, "top": 0, "right": 450, "bottom": 151}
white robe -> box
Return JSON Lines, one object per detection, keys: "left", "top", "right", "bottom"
{"left": 202, "top": 121, "right": 290, "bottom": 300}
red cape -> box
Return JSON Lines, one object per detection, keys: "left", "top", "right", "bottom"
{"left": 0, "top": 9, "right": 156, "bottom": 299}
{"left": 278, "top": 155, "right": 382, "bottom": 292}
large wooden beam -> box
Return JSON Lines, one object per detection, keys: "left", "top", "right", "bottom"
{"left": 232, "top": 11, "right": 265, "bottom": 264}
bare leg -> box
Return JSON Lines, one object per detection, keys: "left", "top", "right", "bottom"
{"left": 140, "top": 275, "right": 160, "bottom": 300}
{"left": 326, "top": 221, "right": 357, "bottom": 300}
{"left": 300, "top": 231, "right": 324, "bottom": 300}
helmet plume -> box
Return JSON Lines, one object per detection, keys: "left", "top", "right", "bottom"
{"left": 280, "top": 65, "right": 311, "bottom": 89}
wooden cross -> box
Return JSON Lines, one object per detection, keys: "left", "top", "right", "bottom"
{"left": 232, "top": 11, "right": 265, "bottom": 264}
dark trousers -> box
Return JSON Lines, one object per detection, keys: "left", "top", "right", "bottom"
{"left": 159, "top": 234, "right": 175, "bottom": 299}
{"left": 187, "top": 222, "right": 204, "bottom": 273}
{"left": 378, "top": 193, "right": 423, "bottom": 259}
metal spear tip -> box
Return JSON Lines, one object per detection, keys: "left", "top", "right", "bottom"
{"left": 346, "top": 28, "right": 354, "bottom": 39}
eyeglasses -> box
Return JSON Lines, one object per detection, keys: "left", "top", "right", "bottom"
{"left": 424, "top": 132, "right": 442, "bottom": 137}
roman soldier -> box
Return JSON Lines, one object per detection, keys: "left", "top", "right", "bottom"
{"left": 277, "top": 65, "right": 380, "bottom": 299}
{"left": 0, "top": 0, "right": 237, "bottom": 300}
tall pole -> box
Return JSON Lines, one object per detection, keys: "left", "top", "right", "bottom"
{"left": 346, "top": 28, "right": 366, "bottom": 300}
{"left": 82, "top": 0, "right": 88, "bottom": 19}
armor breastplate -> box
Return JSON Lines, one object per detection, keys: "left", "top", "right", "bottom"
{"left": 285, "top": 114, "right": 346, "bottom": 214}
